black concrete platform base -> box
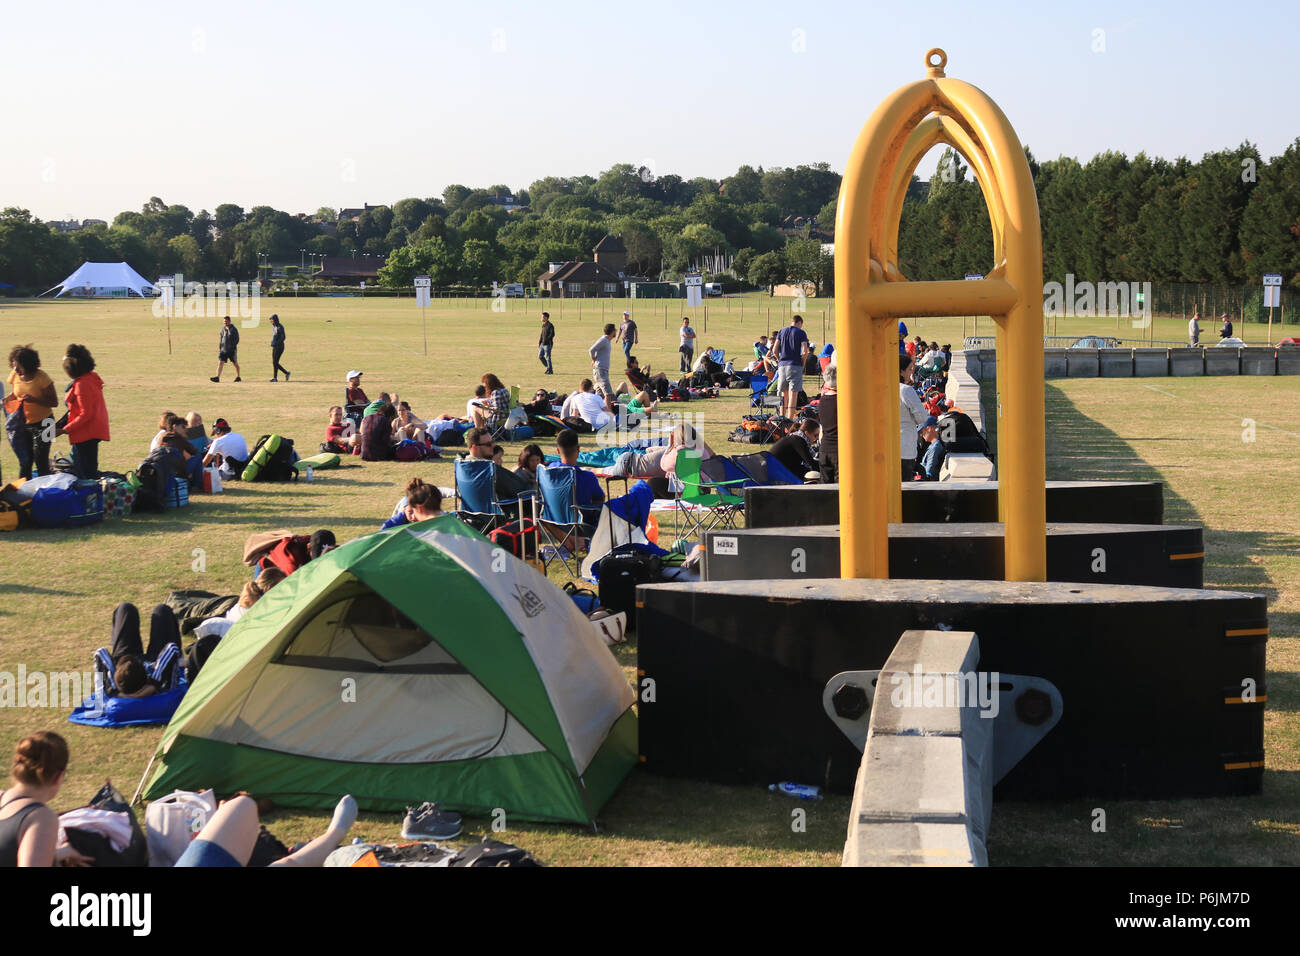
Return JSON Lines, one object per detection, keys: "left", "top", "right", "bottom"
{"left": 703, "top": 523, "right": 1205, "bottom": 589}
{"left": 745, "top": 480, "right": 1165, "bottom": 528}
{"left": 636, "top": 578, "right": 1266, "bottom": 800}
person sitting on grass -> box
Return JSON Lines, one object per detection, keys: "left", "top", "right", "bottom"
{"left": 380, "top": 477, "right": 444, "bottom": 530}
{"left": 203, "top": 418, "right": 249, "bottom": 479}
{"left": 323, "top": 405, "right": 359, "bottom": 454}
{"left": 150, "top": 411, "right": 189, "bottom": 452}
{"left": 1, "top": 731, "right": 357, "bottom": 868}
{"left": 391, "top": 401, "right": 429, "bottom": 445}
{"left": 359, "top": 403, "right": 397, "bottom": 461}
{"left": 183, "top": 411, "right": 209, "bottom": 456}
{"left": 560, "top": 378, "right": 614, "bottom": 430}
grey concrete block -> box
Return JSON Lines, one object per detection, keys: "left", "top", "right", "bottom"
{"left": 1170, "top": 349, "right": 1205, "bottom": 376}
{"left": 1133, "top": 348, "right": 1169, "bottom": 377}
{"left": 1204, "top": 348, "right": 1240, "bottom": 375}
{"left": 1240, "top": 348, "right": 1277, "bottom": 375}
{"left": 842, "top": 821, "right": 977, "bottom": 867}
{"left": 1066, "top": 348, "right": 1100, "bottom": 377}
{"left": 1100, "top": 348, "right": 1134, "bottom": 377}
{"left": 856, "top": 735, "right": 969, "bottom": 822}
{"left": 1279, "top": 348, "right": 1300, "bottom": 375}
{"left": 1043, "top": 348, "right": 1068, "bottom": 378}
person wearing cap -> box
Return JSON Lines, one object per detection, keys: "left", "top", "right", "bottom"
{"left": 269, "top": 314, "right": 290, "bottom": 382}
{"left": 898, "top": 320, "right": 909, "bottom": 356}
{"left": 203, "top": 418, "right": 249, "bottom": 479}
{"left": 1219, "top": 314, "right": 1233, "bottom": 340}
{"left": 1189, "top": 312, "right": 1201, "bottom": 347}
{"left": 616, "top": 311, "right": 638, "bottom": 364}
{"left": 344, "top": 371, "right": 368, "bottom": 423}
{"left": 210, "top": 316, "right": 241, "bottom": 383}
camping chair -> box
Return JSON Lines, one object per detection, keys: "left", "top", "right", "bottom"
{"left": 731, "top": 450, "right": 805, "bottom": 486}
{"left": 749, "top": 375, "right": 780, "bottom": 410}
{"left": 343, "top": 389, "right": 365, "bottom": 428}
{"left": 673, "top": 450, "right": 746, "bottom": 540}
{"left": 534, "top": 466, "right": 589, "bottom": 578}
{"left": 453, "top": 458, "right": 530, "bottom": 535}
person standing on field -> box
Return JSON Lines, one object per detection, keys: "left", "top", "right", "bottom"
{"left": 589, "top": 324, "right": 616, "bottom": 398}
{"left": 538, "top": 312, "right": 555, "bottom": 374}
{"left": 1189, "top": 312, "right": 1201, "bottom": 346}
{"left": 210, "top": 316, "right": 241, "bottom": 383}
{"left": 679, "top": 317, "right": 696, "bottom": 372}
{"left": 269, "top": 314, "right": 290, "bottom": 382}
{"left": 616, "top": 311, "right": 638, "bottom": 364}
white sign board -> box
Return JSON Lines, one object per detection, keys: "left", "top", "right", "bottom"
{"left": 292, "top": 281, "right": 298, "bottom": 291}
{"left": 1265, "top": 286, "right": 1281, "bottom": 308}
{"left": 360, "top": 281, "right": 366, "bottom": 290}
{"left": 965, "top": 273, "right": 983, "bottom": 280}
{"left": 1263, "top": 274, "right": 1282, "bottom": 286}
{"left": 684, "top": 273, "right": 703, "bottom": 286}
{"left": 685, "top": 273, "right": 703, "bottom": 307}
{"left": 414, "top": 275, "right": 431, "bottom": 307}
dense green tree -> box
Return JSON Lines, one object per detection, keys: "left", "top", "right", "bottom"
{"left": 747, "top": 250, "right": 787, "bottom": 291}
{"left": 1240, "top": 139, "right": 1300, "bottom": 283}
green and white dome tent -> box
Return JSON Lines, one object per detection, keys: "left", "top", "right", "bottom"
{"left": 141, "top": 516, "right": 638, "bottom": 826}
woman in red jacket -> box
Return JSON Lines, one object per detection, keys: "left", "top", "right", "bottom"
{"left": 56, "top": 344, "right": 109, "bottom": 479}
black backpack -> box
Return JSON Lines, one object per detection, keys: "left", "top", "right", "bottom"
{"left": 135, "top": 448, "right": 184, "bottom": 511}
{"left": 245, "top": 434, "right": 299, "bottom": 481}
{"left": 937, "top": 412, "right": 989, "bottom": 454}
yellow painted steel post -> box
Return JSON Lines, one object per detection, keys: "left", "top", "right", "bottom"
{"left": 836, "top": 48, "right": 1045, "bottom": 581}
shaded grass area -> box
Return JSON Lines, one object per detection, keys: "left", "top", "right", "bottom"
{"left": 987, "top": 377, "right": 1300, "bottom": 865}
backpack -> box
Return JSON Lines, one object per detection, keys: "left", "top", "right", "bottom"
{"left": 242, "top": 434, "right": 299, "bottom": 482}
{"left": 394, "top": 438, "right": 429, "bottom": 462}
{"left": 134, "top": 448, "right": 185, "bottom": 511}
{"left": 937, "top": 411, "right": 989, "bottom": 454}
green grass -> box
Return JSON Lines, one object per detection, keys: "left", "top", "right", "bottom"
{"left": 1, "top": 295, "right": 1296, "bottom": 865}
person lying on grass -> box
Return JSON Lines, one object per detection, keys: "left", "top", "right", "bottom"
{"left": 1, "top": 731, "right": 357, "bottom": 868}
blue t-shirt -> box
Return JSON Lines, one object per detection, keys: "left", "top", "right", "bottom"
{"left": 774, "top": 325, "right": 809, "bottom": 366}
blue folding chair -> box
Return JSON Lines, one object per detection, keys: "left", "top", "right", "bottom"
{"left": 454, "top": 458, "right": 530, "bottom": 535}
{"left": 749, "top": 375, "right": 779, "bottom": 410}
{"left": 730, "top": 450, "right": 805, "bottom": 486}
{"left": 535, "top": 466, "right": 590, "bottom": 578}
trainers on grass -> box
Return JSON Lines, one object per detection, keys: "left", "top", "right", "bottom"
{"left": 401, "top": 802, "right": 462, "bottom": 842}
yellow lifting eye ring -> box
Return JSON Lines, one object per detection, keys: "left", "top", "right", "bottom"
{"left": 925, "top": 48, "right": 947, "bottom": 76}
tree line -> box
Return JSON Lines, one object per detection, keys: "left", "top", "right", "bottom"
{"left": 1, "top": 141, "right": 1296, "bottom": 295}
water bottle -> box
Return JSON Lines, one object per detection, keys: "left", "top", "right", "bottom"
{"left": 304, "top": 465, "right": 314, "bottom": 482}
{"left": 769, "top": 782, "right": 823, "bottom": 801}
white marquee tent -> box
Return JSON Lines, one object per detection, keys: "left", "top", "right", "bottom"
{"left": 41, "top": 261, "right": 155, "bottom": 298}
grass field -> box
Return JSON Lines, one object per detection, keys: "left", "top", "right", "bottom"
{"left": 1, "top": 293, "right": 1296, "bottom": 866}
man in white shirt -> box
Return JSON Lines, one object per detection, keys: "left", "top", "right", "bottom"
{"left": 899, "top": 356, "right": 930, "bottom": 480}
{"left": 679, "top": 317, "right": 696, "bottom": 372}
{"left": 1189, "top": 312, "right": 1201, "bottom": 346}
{"left": 203, "top": 417, "right": 249, "bottom": 479}
{"left": 561, "top": 379, "right": 613, "bottom": 431}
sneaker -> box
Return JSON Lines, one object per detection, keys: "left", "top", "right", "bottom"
{"left": 401, "top": 802, "right": 462, "bottom": 842}
{"left": 209, "top": 376, "right": 220, "bottom": 383}
{"left": 284, "top": 370, "right": 291, "bottom": 381}
{"left": 270, "top": 378, "right": 278, "bottom": 382}
{"left": 234, "top": 377, "right": 242, "bottom": 382}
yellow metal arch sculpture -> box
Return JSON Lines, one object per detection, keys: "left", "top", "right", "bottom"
{"left": 836, "top": 49, "right": 1045, "bottom": 581}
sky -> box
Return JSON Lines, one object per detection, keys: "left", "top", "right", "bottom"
{"left": 3, "top": 0, "right": 1297, "bottom": 222}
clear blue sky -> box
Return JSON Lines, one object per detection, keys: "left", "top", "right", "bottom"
{"left": 3, "top": 0, "right": 1296, "bottom": 221}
